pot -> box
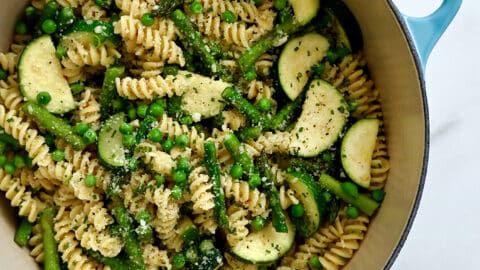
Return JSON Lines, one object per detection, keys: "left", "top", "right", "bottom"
{"left": 0, "top": 0, "right": 461, "bottom": 269}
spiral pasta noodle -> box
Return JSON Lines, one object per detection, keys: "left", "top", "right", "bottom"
{"left": 81, "top": 0, "right": 107, "bottom": 20}
{"left": 76, "top": 88, "right": 101, "bottom": 130}
{"left": 221, "top": 109, "right": 247, "bottom": 131}
{"left": 137, "top": 142, "right": 176, "bottom": 176}
{"left": 241, "top": 79, "right": 275, "bottom": 102}
{"left": 246, "top": 131, "right": 291, "bottom": 155}
{"left": 0, "top": 52, "right": 18, "bottom": 74}
{"left": 369, "top": 135, "right": 390, "bottom": 190}
{"left": 150, "top": 187, "right": 182, "bottom": 251}
{"left": 192, "top": 14, "right": 262, "bottom": 48}
{"left": 57, "top": 0, "right": 86, "bottom": 7}
{"left": 0, "top": 105, "right": 52, "bottom": 166}
{"left": 114, "top": 15, "right": 177, "bottom": 43}
{"left": 28, "top": 223, "right": 45, "bottom": 263}
{"left": 226, "top": 206, "right": 249, "bottom": 247}
{"left": 0, "top": 84, "right": 24, "bottom": 111}
{"left": 54, "top": 207, "right": 102, "bottom": 269}
{"left": 188, "top": 166, "right": 215, "bottom": 214}
{"left": 115, "top": 0, "right": 156, "bottom": 18}
{"left": 116, "top": 74, "right": 184, "bottom": 100}
{"left": 19, "top": 167, "right": 60, "bottom": 193}
{"left": 221, "top": 175, "right": 268, "bottom": 217}
{"left": 142, "top": 243, "right": 172, "bottom": 270}
{"left": 193, "top": 209, "right": 218, "bottom": 235}
{"left": 0, "top": 169, "right": 46, "bottom": 222}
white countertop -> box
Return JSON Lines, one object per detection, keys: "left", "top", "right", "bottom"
{"left": 391, "top": 0, "right": 480, "bottom": 269}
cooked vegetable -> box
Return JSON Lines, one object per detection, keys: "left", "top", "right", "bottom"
{"left": 222, "top": 87, "right": 268, "bottom": 127}
{"left": 40, "top": 207, "right": 61, "bottom": 270}
{"left": 98, "top": 113, "right": 127, "bottom": 168}
{"left": 14, "top": 218, "right": 33, "bottom": 247}
{"left": 22, "top": 101, "right": 87, "bottom": 150}
{"left": 18, "top": 35, "right": 75, "bottom": 114}
{"left": 100, "top": 66, "right": 125, "bottom": 118}
{"left": 288, "top": 0, "right": 320, "bottom": 25}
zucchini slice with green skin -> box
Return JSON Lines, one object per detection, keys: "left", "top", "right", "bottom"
{"left": 18, "top": 35, "right": 75, "bottom": 114}
{"left": 230, "top": 216, "right": 295, "bottom": 264}
{"left": 324, "top": 0, "right": 363, "bottom": 52}
{"left": 98, "top": 112, "right": 127, "bottom": 168}
{"left": 289, "top": 0, "right": 320, "bottom": 26}
{"left": 65, "top": 20, "right": 119, "bottom": 47}
{"left": 341, "top": 119, "right": 380, "bottom": 188}
{"left": 289, "top": 80, "right": 348, "bottom": 157}
{"left": 279, "top": 33, "right": 330, "bottom": 100}
{"left": 287, "top": 171, "right": 326, "bottom": 237}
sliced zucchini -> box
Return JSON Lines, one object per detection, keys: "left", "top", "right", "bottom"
{"left": 176, "top": 217, "right": 200, "bottom": 245}
{"left": 179, "top": 71, "right": 231, "bottom": 119}
{"left": 324, "top": 0, "right": 363, "bottom": 52}
{"left": 279, "top": 33, "right": 329, "bottom": 100}
{"left": 98, "top": 112, "right": 127, "bottom": 168}
{"left": 287, "top": 171, "right": 326, "bottom": 237}
{"left": 18, "top": 35, "right": 75, "bottom": 114}
{"left": 289, "top": 0, "right": 320, "bottom": 26}
{"left": 230, "top": 216, "right": 295, "bottom": 264}
{"left": 289, "top": 80, "right": 348, "bottom": 157}
{"left": 341, "top": 119, "right": 380, "bottom": 188}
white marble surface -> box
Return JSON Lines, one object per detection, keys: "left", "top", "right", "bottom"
{"left": 391, "top": 0, "right": 480, "bottom": 269}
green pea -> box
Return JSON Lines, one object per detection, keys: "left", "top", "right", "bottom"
{"left": 273, "top": 0, "right": 286, "bottom": 10}
{"left": 112, "top": 99, "right": 125, "bottom": 111}
{"left": 0, "top": 69, "right": 7, "bottom": 81}
{"left": 229, "top": 164, "right": 243, "bottom": 179}
{"left": 74, "top": 122, "right": 89, "bottom": 135}
{"left": 171, "top": 185, "right": 183, "bottom": 200}
{"left": 83, "top": 129, "right": 97, "bottom": 144}
{"left": 127, "top": 106, "right": 137, "bottom": 120}
{"left": 4, "top": 163, "right": 16, "bottom": 174}
{"left": 199, "top": 239, "right": 214, "bottom": 254}
{"left": 58, "top": 7, "right": 74, "bottom": 25}
{"left": 182, "top": 227, "right": 200, "bottom": 244}
{"left": 154, "top": 174, "right": 165, "bottom": 187}
{"left": 24, "top": 6, "right": 37, "bottom": 21}
{"left": 244, "top": 69, "right": 257, "bottom": 81}
{"left": 162, "top": 138, "right": 175, "bottom": 152}
{"left": 119, "top": 122, "right": 133, "bottom": 135}
{"left": 257, "top": 98, "right": 271, "bottom": 112}
{"left": 163, "top": 65, "right": 179, "bottom": 76}
{"left": 136, "top": 224, "right": 153, "bottom": 241}
{"left": 346, "top": 205, "right": 359, "bottom": 219}
{"left": 341, "top": 181, "right": 359, "bottom": 199}
{"left": 290, "top": 203, "right": 305, "bottom": 218}
{"left": 44, "top": 133, "right": 55, "bottom": 146}
{"left": 180, "top": 115, "right": 193, "bottom": 126}
{"left": 176, "top": 157, "right": 190, "bottom": 172}
{"left": 52, "top": 150, "right": 65, "bottom": 162}
{"left": 172, "top": 253, "right": 186, "bottom": 269}
{"left": 336, "top": 46, "right": 350, "bottom": 59}
{"left": 308, "top": 255, "right": 322, "bottom": 269}
{"left": 148, "top": 103, "right": 164, "bottom": 117}
{"left": 70, "top": 82, "right": 85, "bottom": 95}
{"left": 221, "top": 10, "right": 236, "bottom": 23}
{"left": 347, "top": 99, "right": 357, "bottom": 112}
{"left": 37, "top": 92, "right": 51, "bottom": 105}
{"left": 136, "top": 210, "right": 151, "bottom": 222}
{"left": 127, "top": 157, "right": 139, "bottom": 171}
{"left": 148, "top": 128, "right": 163, "bottom": 142}
{"left": 140, "top": 13, "right": 155, "bottom": 26}
{"left": 250, "top": 216, "right": 266, "bottom": 231}
{"left": 25, "top": 157, "right": 33, "bottom": 168}
{"left": 84, "top": 174, "right": 96, "bottom": 187}
{"left": 371, "top": 189, "right": 385, "bottom": 202}
{"left": 41, "top": 19, "right": 57, "bottom": 34}
{"left": 248, "top": 173, "right": 261, "bottom": 189}
{"left": 175, "top": 134, "right": 189, "bottom": 148}
{"left": 43, "top": 1, "right": 59, "bottom": 19}
{"left": 323, "top": 192, "right": 332, "bottom": 203}
{"left": 185, "top": 247, "right": 199, "bottom": 263}
{"left": 15, "top": 21, "right": 28, "bottom": 35}
{"left": 13, "top": 155, "right": 26, "bottom": 169}
{"left": 172, "top": 169, "right": 187, "bottom": 184}
{"left": 312, "top": 63, "right": 325, "bottom": 76}
{"left": 0, "top": 142, "right": 6, "bottom": 154}
{"left": 321, "top": 152, "right": 333, "bottom": 163}
{"left": 190, "top": 1, "right": 203, "bottom": 14}
{"left": 137, "top": 104, "right": 149, "bottom": 118}
{"left": 55, "top": 46, "right": 67, "bottom": 59}
{"left": 326, "top": 50, "right": 338, "bottom": 63}
{"left": 122, "top": 134, "right": 136, "bottom": 147}
{"left": 0, "top": 155, "right": 7, "bottom": 166}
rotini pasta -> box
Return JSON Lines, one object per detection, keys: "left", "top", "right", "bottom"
{"left": 0, "top": 52, "right": 17, "bottom": 74}
{"left": 76, "top": 88, "right": 101, "bottom": 130}
{"left": 221, "top": 175, "right": 268, "bottom": 217}
{"left": 188, "top": 166, "right": 215, "bottom": 214}
{"left": 226, "top": 206, "right": 249, "bottom": 247}
{"left": 115, "top": 0, "right": 156, "bottom": 18}
{"left": 28, "top": 223, "right": 45, "bottom": 263}
{"left": 81, "top": 0, "right": 107, "bottom": 20}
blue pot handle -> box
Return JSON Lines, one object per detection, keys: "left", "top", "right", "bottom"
{"left": 402, "top": 0, "right": 462, "bottom": 69}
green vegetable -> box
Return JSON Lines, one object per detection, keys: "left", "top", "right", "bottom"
{"left": 112, "top": 204, "right": 146, "bottom": 270}
{"left": 257, "top": 98, "right": 271, "bottom": 112}
{"left": 199, "top": 239, "right": 214, "bottom": 254}
{"left": 84, "top": 249, "right": 129, "bottom": 270}
{"left": 83, "top": 129, "right": 97, "bottom": 145}
{"left": 185, "top": 247, "right": 199, "bottom": 263}
{"left": 308, "top": 255, "right": 322, "bottom": 269}
{"left": 100, "top": 66, "right": 125, "bottom": 119}
{"left": 222, "top": 87, "right": 268, "bottom": 127}
{"left": 0, "top": 155, "right": 6, "bottom": 166}
{"left": 154, "top": 174, "right": 165, "bottom": 186}
{"left": 0, "top": 68, "right": 7, "bottom": 80}
{"left": 137, "top": 104, "right": 148, "bottom": 118}
{"left": 319, "top": 173, "right": 380, "bottom": 216}
{"left": 148, "top": 102, "right": 164, "bottom": 117}
{"left": 41, "top": 19, "right": 57, "bottom": 34}
{"left": 258, "top": 153, "right": 288, "bottom": 233}
{"left": 237, "top": 126, "right": 262, "bottom": 141}
{"left": 37, "top": 91, "right": 52, "bottom": 105}
{"left": 189, "top": 1, "right": 203, "bottom": 14}
{"left": 346, "top": 205, "right": 359, "bottom": 219}
{"left": 84, "top": 174, "right": 96, "bottom": 187}
{"left": 171, "top": 185, "right": 183, "bottom": 199}
{"left": 341, "top": 181, "right": 359, "bottom": 199}
{"left": 229, "top": 164, "right": 243, "bottom": 179}
{"left": 270, "top": 90, "right": 305, "bottom": 130}
{"left": 250, "top": 216, "right": 266, "bottom": 231}
{"left": 42, "top": 1, "right": 59, "bottom": 20}
{"left": 135, "top": 115, "right": 156, "bottom": 143}
{"left": 119, "top": 123, "right": 133, "bottom": 135}
{"left": 22, "top": 101, "right": 87, "bottom": 150}
{"left": 40, "top": 207, "right": 61, "bottom": 270}
{"left": 221, "top": 10, "right": 236, "bottom": 23}
{"left": 180, "top": 115, "right": 193, "bottom": 125}
{"left": 52, "top": 150, "right": 65, "bottom": 162}
{"left": 14, "top": 218, "right": 33, "bottom": 247}
{"left": 4, "top": 163, "right": 15, "bottom": 174}
{"left": 162, "top": 138, "right": 175, "bottom": 152}
{"left": 140, "top": 13, "right": 155, "bottom": 26}
{"left": 15, "top": 21, "right": 28, "bottom": 35}
{"left": 204, "top": 141, "right": 230, "bottom": 231}
{"left": 175, "top": 133, "right": 189, "bottom": 148}
{"left": 70, "top": 82, "right": 84, "bottom": 95}
{"left": 248, "top": 173, "right": 261, "bottom": 189}
{"left": 177, "top": 157, "right": 190, "bottom": 172}
{"left": 163, "top": 65, "right": 179, "bottom": 76}
{"left": 13, "top": 155, "right": 25, "bottom": 169}
{"left": 371, "top": 189, "right": 385, "bottom": 202}
{"left": 173, "top": 169, "right": 187, "bottom": 184}
{"left": 122, "top": 134, "right": 136, "bottom": 147}
{"left": 148, "top": 128, "right": 162, "bottom": 142}
{"left": 274, "top": 0, "right": 287, "bottom": 10}
{"left": 290, "top": 203, "right": 305, "bottom": 218}
{"left": 171, "top": 9, "right": 229, "bottom": 80}
{"left": 173, "top": 253, "right": 186, "bottom": 269}
{"left": 74, "top": 122, "right": 89, "bottom": 135}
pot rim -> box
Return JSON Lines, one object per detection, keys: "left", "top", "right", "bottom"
{"left": 384, "top": 1, "right": 430, "bottom": 269}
